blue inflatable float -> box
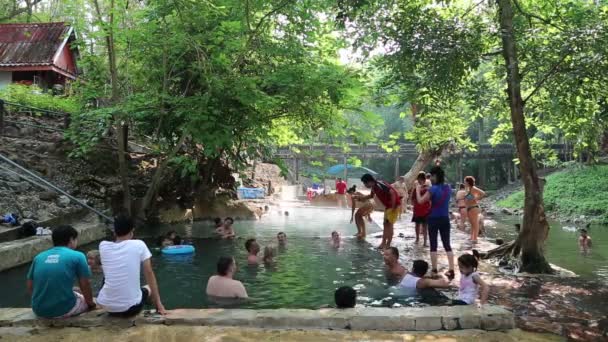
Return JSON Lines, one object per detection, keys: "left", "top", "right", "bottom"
{"left": 161, "top": 245, "right": 195, "bottom": 255}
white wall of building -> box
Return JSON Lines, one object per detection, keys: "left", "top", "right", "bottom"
{"left": 0, "top": 72, "right": 12, "bottom": 89}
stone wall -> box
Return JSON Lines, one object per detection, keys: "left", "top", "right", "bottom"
{"left": 0, "top": 214, "right": 110, "bottom": 272}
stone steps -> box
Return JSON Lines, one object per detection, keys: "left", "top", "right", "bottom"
{"left": 0, "top": 306, "right": 514, "bottom": 331}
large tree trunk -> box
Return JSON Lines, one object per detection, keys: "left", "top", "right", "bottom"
{"left": 138, "top": 132, "right": 188, "bottom": 221}
{"left": 402, "top": 147, "right": 446, "bottom": 186}
{"left": 94, "top": 0, "right": 131, "bottom": 216}
{"left": 494, "top": 0, "right": 552, "bottom": 273}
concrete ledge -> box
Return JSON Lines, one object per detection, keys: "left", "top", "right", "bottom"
{"left": 0, "top": 306, "right": 514, "bottom": 331}
{"left": 0, "top": 214, "right": 110, "bottom": 272}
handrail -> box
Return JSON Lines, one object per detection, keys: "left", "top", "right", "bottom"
{"left": 3, "top": 100, "right": 68, "bottom": 117}
{"left": 0, "top": 153, "right": 113, "bottom": 223}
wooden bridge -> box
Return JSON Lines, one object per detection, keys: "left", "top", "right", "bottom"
{"left": 274, "top": 143, "right": 570, "bottom": 159}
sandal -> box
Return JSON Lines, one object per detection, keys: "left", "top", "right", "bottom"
{"left": 445, "top": 269, "right": 455, "bottom": 281}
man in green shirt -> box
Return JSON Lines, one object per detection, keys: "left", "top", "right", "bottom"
{"left": 26, "top": 225, "right": 95, "bottom": 318}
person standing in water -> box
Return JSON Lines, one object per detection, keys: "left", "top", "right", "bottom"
{"left": 464, "top": 176, "right": 486, "bottom": 243}
{"left": 245, "top": 238, "right": 260, "bottom": 264}
{"left": 411, "top": 171, "right": 431, "bottom": 247}
{"left": 383, "top": 247, "right": 406, "bottom": 281}
{"left": 347, "top": 185, "right": 374, "bottom": 239}
{"left": 416, "top": 166, "right": 455, "bottom": 280}
{"left": 455, "top": 183, "right": 468, "bottom": 230}
{"left": 579, "top": 229, "right": 592, "bottom": 253}
{"left": 359, "top": 174, "right": 401, "bottom": 249}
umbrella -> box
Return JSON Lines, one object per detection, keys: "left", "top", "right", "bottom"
{"left": 326, "top": 164, "right": 378, "bottom": 175}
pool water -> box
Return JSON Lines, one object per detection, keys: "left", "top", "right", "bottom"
{"left": 484, "top": 216, "right": 608, "bottom": 284}
{"left": 0, "top": 207, "right": 453, "bottom": 310}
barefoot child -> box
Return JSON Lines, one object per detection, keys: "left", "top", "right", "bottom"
{"left": 347, "top": 185, "right": 374, "bottom": 239}
{"left": 452, "top": 251, "right": 489, "bottom": 306}
{"left": 579, "top": 229, "right": 592, "bottom": 251}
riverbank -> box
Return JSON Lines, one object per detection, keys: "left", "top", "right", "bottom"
{"left": 491, "top": 165, "right": 608, "bottom": 224}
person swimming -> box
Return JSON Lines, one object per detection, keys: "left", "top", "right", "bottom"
{"left": 245, "top": 238, "right": 260, "bottom": 264}
{"left": 221, "top": 217, "right": 236, "bottom": 239}
{"left": 277, "top": 232, "right": 287, "bottom": 246}
{"left": 331, "top": 231, "right": 341, "bottom": 247}
{"left": 263, "top": 245, "right": 276, "bottom": 264}
{"left": 399, "top": 260, "right": 451, "bottom": 296}
{"left": 383, "top": 247, "right": 406, "bottom": 281}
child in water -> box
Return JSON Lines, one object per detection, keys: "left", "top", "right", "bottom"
{"left": 452, "top": 251, "right": 489, "bottom": 306}
{"left": 86, "top": 250, "right": 102, "bottom": 273}
{"left": 263, "top": 245, "right": 276, "bottom": 264}
{"left": 579, "top": 229, "right": 592, "bottom": 251}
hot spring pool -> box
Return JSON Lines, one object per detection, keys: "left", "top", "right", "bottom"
{"left": 0, "top": 207, "right": 456, "bottom": 310}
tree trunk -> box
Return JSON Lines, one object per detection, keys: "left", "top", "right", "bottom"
{"left": 402, "top": 146, "right": 446, "bottom": 186}
{"left": 138, "top": 132, "right": 188, "bottom": 221}
{"left": 94, "top": 0, "right": 132, "bottom": 216}
{"left": 495, "top": 0, "right": 552, "bottom": 273}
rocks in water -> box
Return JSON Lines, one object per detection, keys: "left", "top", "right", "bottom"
{"left": 39, "top": 191, "right": 59, "bottom": 201}
{"left": 501, "top": 208, "right": 514, "bottom": 215}
{"left": 58, "top": 195, "right": 71, "bottom": 207}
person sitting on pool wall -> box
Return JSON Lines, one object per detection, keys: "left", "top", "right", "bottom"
{"left": 26, "top": 225, "right": 96, "bottom": 318}
{"left": 399, "top": 260, "right": 451, "bottom": 295}
{"left": 358, "top": 173, "right": 402, "bottom": 249}
{"left": 97, "top": 215, "right": 167, "bottom": 316}
{"left": 245, "top": 238, "right": 260, "bottom": 264}
{"left": 206, "top": 256, "right": 248, "bottom": 299}
{"left": 335, "top": 286, "right": 356, "bottom": 309}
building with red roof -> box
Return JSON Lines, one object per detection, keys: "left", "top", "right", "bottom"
{"left": 0, "top": 22, "right": 78, "bottom": 89}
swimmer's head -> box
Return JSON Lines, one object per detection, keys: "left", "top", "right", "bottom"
{"left": 411, "top": 260, "right": 429, "bottom": 277}
{"left": 245, "top": 238, "right": 259, "bottom": 254}
{"left": 383, "top": 247, "right": 399, "bottom": 266}
{"left": 214, "top": 217, "right": 222, "bottom": 226}
{"left": 217, "top": 256, "right": 236, "bottom": 276}
{"left": 335, "top": 286, "right": 356, "bottom": 309}
{"left": 224, "top": 217, "right": 234, "bottom": 226}
{"left": 347, "top": 185, "right": 357, "bottom": 194}
{"left": 360, "top": 174, "right": 376, "bottom": 189}
{"left": 581, "top": 229, "right": 588, "bottom": 237}
{"left": 166, "top": 230, "right": 177, "bottom": 240}
{"left": 277, "top": 232, "right": 287, "bottom": 244}
{"left": 86, "top": 250, "right": 101, "bottom": 268}
{"left": 331, "top": 231, "right": 340, "bottom": 241}
{"left": 263, "top": 246, "right": 275, "bottom": 262}
{"left": 284, "top": 211, "right": 289, "bottom": 216}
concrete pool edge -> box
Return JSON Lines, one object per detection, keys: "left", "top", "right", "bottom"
{"left": 0, "top": 306, "right": 515, "bottom": 331}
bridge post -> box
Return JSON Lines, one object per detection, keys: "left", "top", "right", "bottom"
{"left": 394, "top": 156, "right": 400, "bottom": 180}
{"left": 294, "top": 158, "right": 299, "bottom": 182}
{"left": 343, "top": 155, "right": 348, "bottom": 181}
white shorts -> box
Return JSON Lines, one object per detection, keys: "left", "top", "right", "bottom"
{"left": 56, "top": 292, "right": 89, "bottom": 318}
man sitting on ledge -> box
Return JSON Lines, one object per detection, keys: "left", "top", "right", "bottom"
{"left": 97, "top": 216, "right": 166, "bottom": 316}
{"left": 27, "top": 225, "right": 96, "bottom": 318}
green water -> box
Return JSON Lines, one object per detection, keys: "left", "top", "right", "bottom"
{"left": 484, "top": 216, "right": 608, "bottom": 284}
{"left": 0, "top": 208, "right": 450, "bottom": 310}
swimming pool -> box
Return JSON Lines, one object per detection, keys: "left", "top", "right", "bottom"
{"left": 0, "top": 207, "right": 454, "bottom": 310}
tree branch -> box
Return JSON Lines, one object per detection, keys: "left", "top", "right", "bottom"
{"left": 512, "top": 0, "right": 563, "bottom": 31}
{"left": 0, "top": 0, "right": 43, "bottom": 21}
{"left": 461, "top": 0, "right": 485, "bottom": 19}
{"left": 523, "top": 50, "right": 570, "bottom": 105}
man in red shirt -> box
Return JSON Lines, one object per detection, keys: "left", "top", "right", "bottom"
{"left": 335, "top": 177, "right": 347, "bottom": 208}
{"left": 358, "top": 174, "right": 401, "bottom": 249}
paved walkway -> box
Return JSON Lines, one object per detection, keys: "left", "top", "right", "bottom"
{"left": 0, "top": 325, "right": 564, "bottom": 341}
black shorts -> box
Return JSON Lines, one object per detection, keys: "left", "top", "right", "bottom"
{"left": 108, "top": 287, "right": 150, "bottom": 318}
{"left": 412, "top": 215, "right": 428, "bottom": 224}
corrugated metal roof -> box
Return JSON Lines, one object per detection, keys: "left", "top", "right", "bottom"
{"left": 0, "top": 22, "right": 73, "bottom": 67}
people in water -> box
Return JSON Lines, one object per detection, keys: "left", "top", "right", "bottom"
{"left": 334, "top": 286, "right": 356, "bottom": 309}
{"left": 86, "top": 250, "right": 102, "bottom": 274}
{"left": 97, "top": 216, "right": 166, "bottom": 316}
{"left": 455, "top": 183, "right": 468, "bottom": 230}
{"left": 416, "top": 166, "right": 455, "bottom": 280}
{"left": 277, "top": 232, "right": 287, "bottom": 246}
{"left": 263, "top": 245, "right": 276, "bottom": 264}
{"left": 359, "top": 173, "right": 402, "bottom": 249}
{"left": 383, "top": 247, "right": 406, "bottom": 280}
{"left": 452, "top": 251, "right": 489, "bottom": 306}
{"left": 347, "top": 185, "right": 374, "bottom": 239}
{"left": 579, "top": 229, "right": 592, "bottom": 252}
{"left": 464, "top": 176, "right": 486, "bottom": 243}
{"left": 245, "top": 238, "right": 260, "bottom": 264}
{"left": 220, "top": 217, "right": 236, "bottom": 239}
{"left": 206, "top": 256, "right": 248, "bottom": 298}
{"left": 411, "top": 171, "right": 431, "bottom": 247}
{"left": 214, "top": 217, "right": 224, "bottom": 231}
{"left": 27, "top": 225, "right": 96, "bottom": 318}
{"left": 331, "top": 231, "right": 341, "bottom": 247}
{"left": 399, "top": 260, "right": 451, "bottom": 293}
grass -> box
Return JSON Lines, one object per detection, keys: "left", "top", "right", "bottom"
{"left": 497, "top": 165, "right": 608, "bottom": 222}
